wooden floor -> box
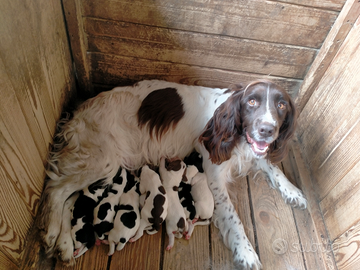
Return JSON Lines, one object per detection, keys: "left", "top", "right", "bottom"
{"left": 53, "top": 143, "right": 336, "bottom": 270}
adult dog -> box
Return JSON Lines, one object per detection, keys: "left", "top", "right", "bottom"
{"left": 38, "top": 79, "right": 307, "bottom": 269}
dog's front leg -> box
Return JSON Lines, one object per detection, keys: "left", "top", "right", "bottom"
{"left": 199, "top": 147, "right": 262, "bottom": 269}
{"left": 257, "top": 159, "right": 307, "bottom": 209}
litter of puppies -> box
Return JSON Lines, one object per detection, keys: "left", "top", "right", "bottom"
{"left": 64, "top": 151, "right": 214, "bottom": 258}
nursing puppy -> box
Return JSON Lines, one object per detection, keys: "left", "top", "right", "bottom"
{"left": 159, "top": 157, "right": 188, "bottom": 250}
{"left": 130, "top": 165, "right": 168, "bottom": 242}
{"left": 69, "top": 178, "right": 107, "bottom": 258}
{"left": 93, "top": 167, "right": 127, "bottom": 241}
{"left": 107, "top": 173, "right": 140, "bottom": 255}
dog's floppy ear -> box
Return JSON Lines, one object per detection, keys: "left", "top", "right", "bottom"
{"left": 268, "top": 92, "right": 297, "bottom": 164}
{"left": 199, "top": 84, "right": 245, "bottom": 164}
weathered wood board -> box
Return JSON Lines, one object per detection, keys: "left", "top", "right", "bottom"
{"left": 0, "top": 0, "right": 75, "bottom": 267}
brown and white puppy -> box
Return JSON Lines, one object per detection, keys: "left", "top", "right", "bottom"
{"left": 130, "top": 165, "right": 168, "bottom": 242}
{"left": 107, "top": 173, "right": 140, "bottom": 255}
{"left": 159, "top": 157, "right": 188, "bottom": 250}
{"left": 69, "top": 178, "right": 107, "bottom": 259}
{"left": 93, "top": 167, "right": 127, "bottom": 241}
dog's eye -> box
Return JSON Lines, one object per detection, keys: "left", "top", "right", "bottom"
{"left": 278, "top": 102, "right": 286, "bottom": 110}
{"left": 248, "top": 99, "right": 256, "bottom": 106}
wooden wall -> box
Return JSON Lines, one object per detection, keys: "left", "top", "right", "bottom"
{"left": 296, "top": 0, "right": 360, "bottom": 269}
{"left": 64, "top": 0, "right": 345, "bottom": 98}
{"left": 0, "top": 0, "right": 75, "bottom": 268}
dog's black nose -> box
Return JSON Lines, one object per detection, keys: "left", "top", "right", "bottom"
{"left": 258, "top": 122, "right": 275, "bottom": 137}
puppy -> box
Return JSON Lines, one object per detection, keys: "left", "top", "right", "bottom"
{"left": 93, "top": 167, "right": 127, "bottom": 241}
{"left": 159, "top": 157, "right": 188, "bottom": 250}
{"left": 70, "top": 178, "right": 107, "bottom": 258}
{"left": 189, "top": 169, "right": 214, "bottom": 225}
{"left": 107, "top": 172, "right": 140, "bottom": 255}
{"left": 179, "top": 165, "right": 199, "bottom": 238}
{"left": 130, "top": 165, "right": 168, "bottom": 242}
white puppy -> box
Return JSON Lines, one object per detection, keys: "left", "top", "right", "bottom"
{"left": 159, "top": 157, "right": 188, "bottom": 250}
{"left": 107, "top": 173, "right": 140, "bottom": 255}
{"left": 130, "top": 165, "right": 168, "bottom": 242}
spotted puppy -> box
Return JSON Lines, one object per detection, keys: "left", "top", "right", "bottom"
{"left": 159, "top": 157, "right": 188, "bottom": 250}
{"left": 189, "top": 167, "right": 214, "bottom": 227}
{"left": 93, "top": 167, "right": 127, "bottom": 241}
{"left": 130, "top": 165, "right": 168, "bottom": 242}
{"left": 107, "top": 173, "right": 140, "bottom": 255}
{"left": 70, "top": 178, "right": 107, "bottom": 258}
{"left": 179, "top": 165, "right": 199, "bottom": 238}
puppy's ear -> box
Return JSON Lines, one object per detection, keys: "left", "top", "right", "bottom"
{"left": 199, "top": 86, "right": 245, "bottom": 164}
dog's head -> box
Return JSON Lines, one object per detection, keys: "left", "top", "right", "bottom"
{"left": 199, "top": 80, "right": 297, "bottom": 164}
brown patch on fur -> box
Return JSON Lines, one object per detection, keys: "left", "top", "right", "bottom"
{"left": 138, "top": 88, "right": 185, "bottom": 139}
{"left": 177, "top": 217, "right": 185, "bottom": 229}
{"left": 173, "top": 186, "right": 179, "bottom": 192}
{"left": 165, "top": 159, "right": 182, "bottom": 171}
{"left": 158, "top": 186, "right": 166, "bottom": 194}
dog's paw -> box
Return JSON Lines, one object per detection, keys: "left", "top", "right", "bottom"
{"left": 279, "top": 184, "right": 307, "bottom": 209}
{"left": 233, "top": 243, "right": 262, "bottom": 270}
{"left": 54, "top": 238, "right": 75, "bottom": 266}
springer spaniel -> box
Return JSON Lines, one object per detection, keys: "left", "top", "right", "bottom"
{"left": 37, "top": 79, "right": 307, "bottom": 269}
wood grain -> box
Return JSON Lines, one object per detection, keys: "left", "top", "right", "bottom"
{"left": 333, "top": 221, "right": 360, "bottom": 270}
{"left": 162, "top": 225, "right": 210, "bottom": 270}
{"left": 109, "top": 227, "right": 162, "bottom": 270}
{"left": 290, "top": 140, "right": 337, "bottom": 270}
{"left": 90, "top": 53, "right": 302, "bottom": 96}
{"left": 55, "top": 244, "right": 109, "bottom": 270}
{"left": 298, "top": 13, "right": 360, "bottom": 200}
{"left": 276, "top": 0, "right": 345, "bottom": 11}
{"left": 296, "top": 0, "right": 360, "bottom": 112}
{"left": 249, "top": 171, "right": 306, "bottom": 270}
{"left": 0, "top": 0, "right": 75, "bottom": 266}
{"left": 85, "top": 18, "right": 316, "bottom": 79}
{"left": 0, "top": 251, "right": 17, "bottom": 270}
{"left": 282, "top": 146, "right": 335, "bottom": 270}
{"left": 82, "top": 0, "right": 338, "bottom": 48}
{"left": 320, "top": 160, "right": 360, "bottom": 241}
{"left": 63, "top": 0, "right": 92, "bottom": 97}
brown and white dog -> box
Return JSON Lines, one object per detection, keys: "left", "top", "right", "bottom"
{"left": 38, "top": 80, "right": 306, "bottom": 269}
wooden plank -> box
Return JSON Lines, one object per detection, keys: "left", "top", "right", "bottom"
{"left": 90, "top": 53, "right": 302, "bottom": 97}
{"left": 18, "top": 225, "right": 55, "bottom": 270}
{"left": 85, "top": 19, "right": 316, "bottom": 79}
{"left": 0, "top": 165, "right": 32, "bottom": 265}
{"left": 320, "top": 161, "right": 360, "bottom": 241}
{"left": 282, "top": 147, "right": 333, "bottom": 270}
{"left": 333, "top": 221, "right": 360, "bottom": 270}
{"left": 63, "top": 0, "right": 93, "bottom": 97}
{"left": 248, "top": 171, "right": 306, "bottom": 270}
{"left": 162, "top": 225, "right": 210, "bottom": 270}
{"left": 298, "top": 14, "right": 360, "bottom": 199}
{"left": 109, "top": 227, "right": 162, "bottom": 270}
{"left": 55, "top": 244, "right": 109, "bottom": 270}
{"left": 296, "top": 0, "right": 360, "bottom": 112}
{"left": 0, "top": 251, "right": 18, "bottom": 270}
{"left": 210, "top": 176, "right": 255, "bottom": 270}
{"left": 276, "top": 0, "right": 345, "bottom": 11}
{"left": 82, "top": 0, "right": 338, "bottom": 48}
{"left": 291, "top": 140, "right": 337, "bottom": 270}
